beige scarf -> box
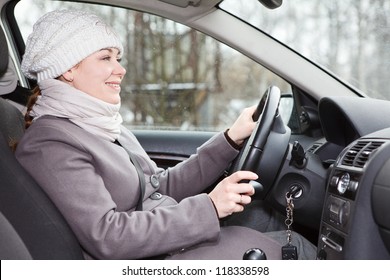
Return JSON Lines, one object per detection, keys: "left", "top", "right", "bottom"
{"left": 31, "top": 79, "right": 123, "bottom": 141}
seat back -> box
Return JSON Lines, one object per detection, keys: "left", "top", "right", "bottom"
{"left": 0, "top": 133, "right": 84, "bottom": 259}
{"left": 0, "top": 97, "right": 24, "bottom": 146}
{"left": 0, "top": 27, "right": 84, "bottom": 260}
{"left": 0, "top": 211, "right": 32, "bottom": 260}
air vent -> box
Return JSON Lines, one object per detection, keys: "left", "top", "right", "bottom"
{"left": 307, "top": 143, "right": 321, "bottom": 153}
{"left": 341, "top": 141, "right": 384, "bottom": 168}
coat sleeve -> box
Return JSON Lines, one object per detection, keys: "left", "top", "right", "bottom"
{"left": 15, "top": 123, "right": 228, "bottom": 259}
{"left": 156, "top": 132, "right": 240, "bottom": 201}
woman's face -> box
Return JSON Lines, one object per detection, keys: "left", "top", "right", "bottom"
{"left": 68, "top": 48, "right": 126, "bottom": 104}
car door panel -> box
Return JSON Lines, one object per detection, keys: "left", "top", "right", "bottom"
{"left": 133, "top": 130, "right": 215, "bottom": 169}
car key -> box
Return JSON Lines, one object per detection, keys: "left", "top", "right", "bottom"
{"left": 282, "top": 244, "right": 298, "bottom": 260}
{"left": 282, "top": 192, "right": 298, "bottom": 260}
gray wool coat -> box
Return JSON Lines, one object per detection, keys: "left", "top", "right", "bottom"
{"left": 15, "top": 116, "right": 283, "bottom": 260}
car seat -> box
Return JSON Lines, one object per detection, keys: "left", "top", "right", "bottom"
{"left": 0, "top": 27, "right": 84, "bottom": 259}
{"left": 0, "top": 211, "right": 32, "bottom": 259}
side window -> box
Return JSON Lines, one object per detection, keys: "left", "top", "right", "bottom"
{"left": 15, "top": 0, "right": 291, "bottom": 132}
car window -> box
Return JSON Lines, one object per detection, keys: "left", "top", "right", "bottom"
{"left": 221, "top": 0, "right": 390, "bottom": 101}
{"left": 14, "top": 0, "right": 291, "bottom": 132}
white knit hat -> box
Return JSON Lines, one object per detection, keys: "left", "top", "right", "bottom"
{"left": 21, "top": 9, "right": 124, "bottom": 82}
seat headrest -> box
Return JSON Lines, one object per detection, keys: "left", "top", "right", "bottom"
{"left": 0, "top": 27, "right": 18, "bottom": 95}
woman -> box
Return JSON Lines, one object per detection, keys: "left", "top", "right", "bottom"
{"left": 16, "top": 9, "right": 316, "bottom": 260}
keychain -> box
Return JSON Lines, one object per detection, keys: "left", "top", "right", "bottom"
{"left": 281, "top": 192, "right": 298, "bottom": 260}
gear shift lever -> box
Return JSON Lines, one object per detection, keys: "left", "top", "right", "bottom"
{"left": 243, "top": 248, "right": 267, "bottom": 260}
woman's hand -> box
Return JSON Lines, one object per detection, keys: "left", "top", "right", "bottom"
{"left": 227, "top": 105, "right": 257, "bottom": 146}
{"left": 208, "top": 171, "right": 258, "bottom": 218}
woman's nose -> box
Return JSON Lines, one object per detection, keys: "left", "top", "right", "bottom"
{"left": 115, "top": 61, "right": 126, "bottom": 77}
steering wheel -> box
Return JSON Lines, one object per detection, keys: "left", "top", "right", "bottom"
{"left": 228, "top": 86, "right": 291, "bottom": 199}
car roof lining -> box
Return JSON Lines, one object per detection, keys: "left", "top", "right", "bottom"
{"left": 81, "top": 0, "right": 222, "bottom": 24}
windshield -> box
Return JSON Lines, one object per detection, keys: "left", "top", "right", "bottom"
{"left": 221, "top": 0, "right": 390, "bottom": 100}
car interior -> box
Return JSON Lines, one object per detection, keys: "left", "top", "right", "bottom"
{"left": 1, "top": 0, "right": 390, "bottom": 260}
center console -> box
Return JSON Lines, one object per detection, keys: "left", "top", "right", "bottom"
{"left": 317, "top": 140, "right": 385, "bottom": 259}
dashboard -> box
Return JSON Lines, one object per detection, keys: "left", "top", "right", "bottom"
{"left": 318, "top": 96, "right": 390, "bottom": 147}
{"left": 317, "top": 130, "right": 390, "bottom": 259}
{"left": 315, "top": 96, "right": 390, "bottom": 259}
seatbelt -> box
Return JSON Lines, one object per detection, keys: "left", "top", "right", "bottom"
{"left": 115, "top": 140, "right": 145, "bottom": 211}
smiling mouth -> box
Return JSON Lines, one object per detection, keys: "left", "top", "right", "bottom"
{"left": 106, "top": 82, "right": 121, "bottom": 90}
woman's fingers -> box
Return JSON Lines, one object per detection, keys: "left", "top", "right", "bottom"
{"left": 225, "top": 171, "right": 258, "bottom": 195}
{"left": 228, "top": 105, "right": 257, "bottom": 145}
{"left": 238, "top": 193, "right": 252, "bottom": 205}
{"left": 227, "top": 170, "right": 258, "bottom": 183}
{"left": 208, "top": 171, "right": 259, "bottom": 218}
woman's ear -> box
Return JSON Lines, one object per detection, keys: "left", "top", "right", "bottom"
{"left": 61, "top": 69, "right": 74, "bottom": 83}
